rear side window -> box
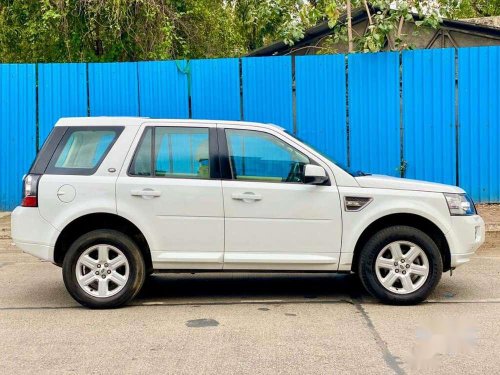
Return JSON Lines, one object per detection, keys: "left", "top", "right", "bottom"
{"left": 47, "top": 127, "right": 123, "bottom": 175}
{"left": 129, "top": 127, "right": 210, "bottom": 179}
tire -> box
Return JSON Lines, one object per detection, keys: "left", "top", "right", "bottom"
{"left": 358, "top": 225, "right": 443, "bottom": 305}
{"left": 62, "top": 229, "right": 146, "bottom": 309}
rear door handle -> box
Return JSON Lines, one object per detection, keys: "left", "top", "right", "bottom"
{"left": 231, "top": 192, "right": 262, "bottom": 202}
{"left": 131, "top": 189, "right": 161, "bottom": 198}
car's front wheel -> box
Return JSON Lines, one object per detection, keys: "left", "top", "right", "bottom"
{"left": 358, "top": 225, "right": 443, "bottom": 305}
{"left": 62, "top": 229, "right": 146, "bottom": 309}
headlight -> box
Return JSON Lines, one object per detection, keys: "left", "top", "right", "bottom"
{"left": 444, "top": 193, "right": 476, "bottom": 216}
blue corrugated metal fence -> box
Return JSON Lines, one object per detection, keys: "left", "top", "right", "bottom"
{"left": 0, "top": 46, "right": 498, "bottom": 209}
{"left": 348, "top": 52, "right": 400, "bottom": 176}
{"left": 402, "top": 49, "right": 456, "bottom": 185}
{"left": 295, "top": 54, "right": 347, "bottom": 167}
{"left": 458, "top": 47, "right": 499, "bottom": 202}
{"left": 0, "top": 64, "right": 36, "bottom": 210}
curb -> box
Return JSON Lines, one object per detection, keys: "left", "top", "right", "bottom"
{"left": 486, "top": 224, "right": 500, "bottom": 232}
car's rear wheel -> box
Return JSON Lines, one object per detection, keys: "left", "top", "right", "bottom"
{"left": 63, "top": 229, "right": 146, "bottom": 309}
{"left": 358, "top": 225, "right": 443, "bottom": 305}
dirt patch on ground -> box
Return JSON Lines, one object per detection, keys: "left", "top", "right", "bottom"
{"left": 0, "top": 215, "right": 10, "bottom": 240}
{"left": 483, "top": 232, "right": 500, "bottom": 249}
{"left": 476, "top": 205, "right": 500, "bottom": 249}
{"left": 477, "top": 204, "right": 500, "bottom": 231}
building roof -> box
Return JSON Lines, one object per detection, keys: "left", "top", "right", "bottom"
{"left": 463, "top": 16, "right": 500, "bottom": 28}
{"left": 248, "top": 8, "right": 500, "bottom": 57}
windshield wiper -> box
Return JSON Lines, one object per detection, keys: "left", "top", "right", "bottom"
{"left": 355, "top": 171, "right": 371, "bottom": 177}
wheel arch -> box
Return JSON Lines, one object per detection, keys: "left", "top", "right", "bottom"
{"left": 351, "top": 213, "right": 451, "bottom": 273}
{"left": 53, "top": 212, "right": 153, "bottom": 272}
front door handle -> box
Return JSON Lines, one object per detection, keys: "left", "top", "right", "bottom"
{"left": 231, "top": 192, "right": 262, "bottom": 202}
{"left": 131, "top": 189, "right": 161, "bottom": 198}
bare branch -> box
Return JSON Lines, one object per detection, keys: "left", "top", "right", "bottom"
{"left": 363, "top": 0, "right": 373, "bottom": 25}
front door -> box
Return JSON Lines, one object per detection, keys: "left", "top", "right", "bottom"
{"left": 220, "top": 126, "right": 343, "bottom": 271}
{"left": 116, "top": 123, "right": 224, "bottom": 269}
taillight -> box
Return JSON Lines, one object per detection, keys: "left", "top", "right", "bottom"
{"left": 21, "top": 174, "right": 41, "bottom": 207}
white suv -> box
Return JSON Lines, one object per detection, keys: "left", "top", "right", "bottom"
{"left": 11, "top": 117, "right": 485, "bottom": 308}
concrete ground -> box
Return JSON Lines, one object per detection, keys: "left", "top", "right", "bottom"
{"left": 1, "top": 208, "right": 499, "bottom": 375}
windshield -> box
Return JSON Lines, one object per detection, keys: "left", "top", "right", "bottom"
{"left": 285, "top": 131, "right": 370, "bottom": 177}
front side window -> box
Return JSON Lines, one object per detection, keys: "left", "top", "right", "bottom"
{"left": 226, "top": 129, "right": 309, "bottom": 183}
{"left": 129, "top": 127, "right": 210, "bottom": 179}
{"left": 47, "top": 127, "right": 122, "bottom": 175}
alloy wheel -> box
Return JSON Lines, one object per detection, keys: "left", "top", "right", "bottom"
{"left": 76, "top": 244, "right": 130, "bottom": 298}
{"left": 374, "top": 240, "right": 430, "bottom": 294}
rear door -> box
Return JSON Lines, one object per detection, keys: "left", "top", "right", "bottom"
{"left": 219, "top": 125, "right": 343, "bottom": 271}
{"left": 116, "top": 123, "right": 224, "bottom": 270}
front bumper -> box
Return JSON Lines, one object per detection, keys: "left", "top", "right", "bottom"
{"left": 11, "top": 206, "right": 59, "bottom": 262}
{"left": 446, "top": 214, "right": 485, "bottom": 268}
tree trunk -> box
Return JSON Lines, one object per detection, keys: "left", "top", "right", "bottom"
{"left": 392, "top": 15, "right": 405, "bottom": 50}
{"left": 346, "top": 0, "right": 353, "bottom": 52}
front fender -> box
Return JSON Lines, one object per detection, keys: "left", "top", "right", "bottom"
{"left": 339, "top": 187, "right": 452, "bottom": 256}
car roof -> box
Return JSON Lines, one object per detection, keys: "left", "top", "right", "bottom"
{"left": 54, "top": 117, "right": 285, "bottom": 131}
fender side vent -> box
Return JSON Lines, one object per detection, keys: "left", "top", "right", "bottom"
{"left": 344, "top": 197, "right": 373, "bottom": 211}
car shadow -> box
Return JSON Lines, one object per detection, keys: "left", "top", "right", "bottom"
{"left": 135, "top": 272, "right": 368, "bottom": 302}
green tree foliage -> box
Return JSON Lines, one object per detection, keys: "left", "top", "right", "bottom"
{"left": 353, "top": 0, "right": 449, "bottom": 52}
{"left": 0, "top": 0, "right": 472, "bottom": 62}
{"left": 0, "top": 0, "right": 245, "bottom": 62}
{"left": 231, "top": 0, "right": 339, "bottom": 50}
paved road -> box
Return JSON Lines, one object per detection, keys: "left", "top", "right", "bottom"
{"left": 1, "top": 216, "right": 499, "bottom": 374}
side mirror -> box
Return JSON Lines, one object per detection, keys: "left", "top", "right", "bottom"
{"left": 304, "top": 164, "right": 328, "bottom": 185}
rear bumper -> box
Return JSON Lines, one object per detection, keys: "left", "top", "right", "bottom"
{"left": 446, "top": 215, "right": 485, "bottom": 268}
{"left": 14, "top": 242, "right": 54, "bottom": 261}
{"left": 11, "top": 206, "right": 59, "bottom": 262}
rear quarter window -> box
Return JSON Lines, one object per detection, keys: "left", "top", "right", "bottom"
{"left": 29, "top": 126, "right": 68, "bottom": 174}
{"left": 46, "top": 126, "right": 123, "bottom": 175}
